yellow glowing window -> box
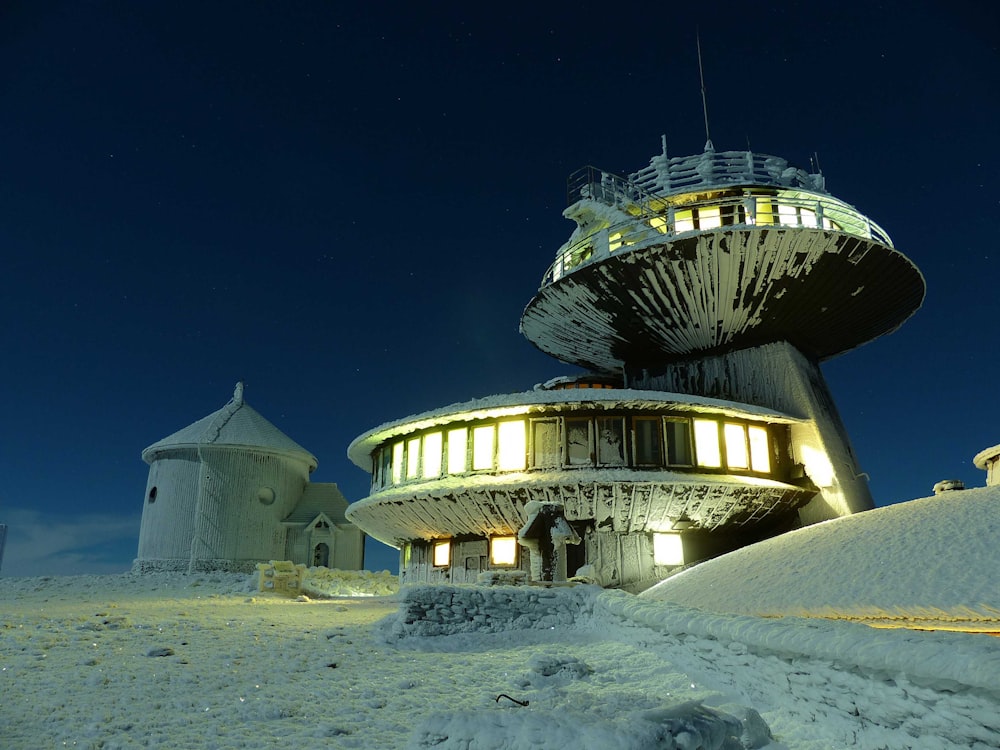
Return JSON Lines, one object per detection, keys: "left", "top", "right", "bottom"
{"left": 653, "top": 532, "right": 684, "bottom": 566}
{"left": 609, "top": 231, "right": 624, "bottom": 251}
{"left": 693, "top": 419, "right": 721, "bottom": 468}
{"left": 800, "top": 207, "right": 816, "bottom": 228}
{"left": 391, "top": 441, "right": 404, "bottom": 483}
{"left": 724, "top": 423, "right": 748, "bottom": 469}
{"left": 490, "top": 536, "right": 518, "bottom": 566}
{"left": 402, "top": 543, "right": 411, "bottom": 567}
{"left": 674, "top": 209, "right": 694, "bottom": 233}
{"left": 422, "top": 432, "right": 442, "bottom": 478}
{"left": 406, "top": 437, "right": 421, "bottom": 479}
{"left": 778, "top": 204, "right": 798, "bottom": 226}
{"left": 698, "top": 206, "right": 721, "bottom": 230}
{"left": 497, "top": 420, "right": 527, "bottom": 471}
{"left": 447, "top": 427, "right": 467, "bottom": 474}
{"left": 748, "top": 426, "right": 770, "bottom": 473}
{"left": 649, "top": 216, "right": 668, "bottom": 234}
{"left": 755, "top": 197, "right": 775, "bottom": 225}
{"left": 433, "top": 540, "right": 451, "bottom": 567}
{"left": 472, "top": 424, "right": 495, "bottom": 470}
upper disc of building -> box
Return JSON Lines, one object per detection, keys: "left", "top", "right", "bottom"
{"left": 142, "top": 382, "right": 318, "bottom": 470}
{"left": 520, "top": 142, "right": 926, "bottom": 374}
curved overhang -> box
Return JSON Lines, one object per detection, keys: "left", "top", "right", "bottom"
{"left": 973, "top": 444, "right": 1000, "bottom": 470}
{"left": 520, "top": 227, "right": 925, "bottom": 373}
{"left": 345, "top": 468, "right": 816, "bottom": 547}
{"left": 347, "top": 387, "right": 804, "bottom": 469}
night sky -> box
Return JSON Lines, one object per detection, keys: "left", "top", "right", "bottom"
{"left": 1, "top": 1, "right": 997, "bottom": 576}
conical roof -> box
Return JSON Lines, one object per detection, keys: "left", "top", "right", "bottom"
{"left": 141, "top": 383, "right": 318, "bottom": 470}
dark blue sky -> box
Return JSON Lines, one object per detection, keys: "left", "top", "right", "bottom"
{"left": 1, "top": 1, "right": 997, "bottom": 575}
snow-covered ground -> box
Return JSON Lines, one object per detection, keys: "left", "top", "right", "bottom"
{"left": 3, "top": 489, "right": 999, "bottom": 749}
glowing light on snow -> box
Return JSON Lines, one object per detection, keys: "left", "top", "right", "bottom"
{"left": 693, "top": 419, "right": 721, "bottom": 468}
{"left": 496, "top": 420, "right": 526, "bottom": 471}
{"left": 433, "top": 540, "right": 451, "bottom": 567}
{"left": 422, "top": 432, "right": 442, "bottom": 478}
{"left": 490, "top": 536, "right": 518, "bottom": 566}
{"left": 799, "top": 444, "right": 835, "bottom": 487}
{"left": 447, "top": 427, "right": 467, "bottom": 474}
{"left": 653, "top": 532, "right": 684, "bottom": 566}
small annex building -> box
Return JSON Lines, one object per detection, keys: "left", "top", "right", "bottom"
{"left": 133, "top": 383, "right": 364, "bottom": 574}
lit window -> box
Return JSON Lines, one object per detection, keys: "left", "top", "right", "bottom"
{"left": 693, "top": 419, "right": 721, "bottom": 468}
{"left": 649, "top": 216, "right": 668, "bottom": 234}
{"left": 665, "top": 419, "right": 693, "bottom": 466}
{"left": 755, "top": 197, "right": 775, "bottom": 225}
{"left": 402, "top": 543, "right": 411, "bottom": 568}
{"left": 800, "top": 207, "right": 816, "bottom": 228}
{"left": 472, "top": 424, "right": 495, "bottom": 470}
{"left": 422, "top": 432, "right": 442, "bottom": 478}
{"left": 406, "top": 437, "right": 421, "bottom": 479}
{"left": 433, "top": 540, "right": 451, "bottom": 567}
{"left": 653, "top": 532, "right": 684, "bottom": 566}
{"left": 531, "top": 419, "right": 560, "bottom": 468}
{"left": 748, "top": 426, "right": 770, "bottom": 473}
{"left": 698, "top": 206, "right": 721, "bottom": 230}
{"left": 447, "top": 427, "right": 467, "bottom": 474}
{"left": 778, "top": 203, "right": 798, "bottom": 227}
{"left": 490, "top": 536, "right": 518, "bottom": 566}
{"left": 497, "top": 420, "right": 526, "bottom": 471}
{"left": 609, "top": 231, "right": 624, "bottom": 251}
{"left": 674, "top": 209, "right": 694, "bottom": 233}
{"left": 724, "top": 423, "right": 748, "bottom": 469}
{"left": 391, "top": 442, "right": 404, "bottom": 483}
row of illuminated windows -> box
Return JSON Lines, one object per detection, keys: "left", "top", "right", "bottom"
{"left": 372, "top": 415, "right": 778, "bottom": 490}
{"left": 404, "top": 536, "right": 520, "bottom": 569}
{"left": 409, "top": 531, "right": 685, "bottom": 570}
{"left": 657, "top": 200, "right": 841, "bottom": 235}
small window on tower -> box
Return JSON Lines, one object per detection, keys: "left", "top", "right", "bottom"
{"left": 147, "top": 486, "right": 158, "bottom": 503}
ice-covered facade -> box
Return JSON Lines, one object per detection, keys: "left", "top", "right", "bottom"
{"left": 347, "top": 140, "right": 925, "bottom": 591}
{"left": 134, "top": 383, "right": 365, "bottom": 573}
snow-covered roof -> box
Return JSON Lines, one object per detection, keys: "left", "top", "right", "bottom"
{"left": 347, "top": 387, "right": 802, "bottom": 468}
{"left": 972, "top": 443, "right": 1000, "bottom": 469}
{"left": 282, "top": 482, "right": 349, "bottom": 525}
{"left": 142, "top": 383, "right": 317, "bottom": 470}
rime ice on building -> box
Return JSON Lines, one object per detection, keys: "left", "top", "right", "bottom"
{"left": 346, "top": 141, "right": 925, "bottom": 591}
{"left": 133, "top": 383, "right": 364, "bottom": 574}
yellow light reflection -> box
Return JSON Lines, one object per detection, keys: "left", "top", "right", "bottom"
{"left": 422, "top": 432, "right": 442, "bottom": 478}
{"left": 490, "top": 536, "right": 518, "bottom": 566}
{"left": 433, "top": 540, "right": 451, "bottom": 567}
{"left": 724, "top": 423, "right": 748, "bottom": 469}
{"left": 472, "top": 424, "right": 495, "bottom": 470}
{"left": 497, "top": 419, "right": 526, "bottom": 471}
{"left": 693, "top": 419, "right": 721, "bottom": 468}
{"left": 447, "top": 427, "right": 467, "bottom": 474}
{"left": 653, "top": 532, "right": 684, "bottom": 566}
{"left": 748, "top": 426, "right": 770, "bottom": 473}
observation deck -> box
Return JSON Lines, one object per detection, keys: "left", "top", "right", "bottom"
{"left": 520, "top": 146, "right": 926, "bottom": 373}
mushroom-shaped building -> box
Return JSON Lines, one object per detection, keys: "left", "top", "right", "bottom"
{"left": 134, "top": 383, "right": 364, "bottom": 573}
{"left": 347, "top": 140, "right": 925, "bottom": 591}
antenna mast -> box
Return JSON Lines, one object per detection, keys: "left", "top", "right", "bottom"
{"left": 697, "top": 32, "right": 713, "bottom": 151}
